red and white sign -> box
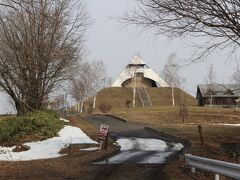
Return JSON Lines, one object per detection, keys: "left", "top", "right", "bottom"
{"left": 99, "top": 124, "right": 109, "bottom": 141}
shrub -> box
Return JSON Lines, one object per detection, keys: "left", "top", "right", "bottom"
{"left": 98, "top": 103, "right": 112, "bottom": 113}
{"left": 0, "top": 110, "right": 64, "bottom": 143}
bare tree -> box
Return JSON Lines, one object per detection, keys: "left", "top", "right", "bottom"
{"left": 161, "top": 53, "right": 181, "bottom": 106}
{"left": 205, "top": 64, "right": 216, "bottom": 106}
{"left": 0, "top": 0, "right": 89, "bottom": 115}
{"left": 69, "top": 60, "right": 112, "bottom": 112}
{"left": 124, "top": 0, "right": 240, "bottom": 60}
{"left": 0, "top": 0, "right": 21, "bottom": 10}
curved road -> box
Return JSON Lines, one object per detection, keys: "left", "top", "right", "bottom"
{"left": 86, "top": 115, "right": 177, "bottom": 141}
{"left": 85, "top": 114, "right": 184, "bottom": 180}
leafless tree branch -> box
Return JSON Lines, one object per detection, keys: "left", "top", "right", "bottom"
{"left": 124, "top": 0, "right": 240, "bottom": 60}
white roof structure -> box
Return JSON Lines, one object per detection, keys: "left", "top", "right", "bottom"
{"left": 112, "top": 56, "right": 169, "bottom": 87}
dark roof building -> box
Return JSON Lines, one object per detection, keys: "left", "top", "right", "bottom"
{"left": 196, "top": 84, "right": 240, "bottom": 107}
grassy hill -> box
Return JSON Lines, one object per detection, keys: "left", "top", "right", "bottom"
{"left": 83, "top": 87, "right": 197, "bottom": 112}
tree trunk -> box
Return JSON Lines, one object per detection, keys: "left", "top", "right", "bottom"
{"left": 15, "top": 97, "right": 42, "bottom": 115}
{"left": 15, "top": 100, "right": 29, "bottom": 115}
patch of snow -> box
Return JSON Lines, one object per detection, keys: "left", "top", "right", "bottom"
{"left": 0, "top": 126, "right": 97, "bottom": 161}
{"left": 116, "top": 137, "right": 168, "bottom": 151}
{"left": 60, "top": 117, "right": 69, "bottom": 123}
{"left": 171, "top": 143, "right": 184, "bottom": 151}
{"left": 212, "top": 123, "right": 240, "bottom": 127}
{"left": 80, "top": 147, "right": 99, "bottom": 151}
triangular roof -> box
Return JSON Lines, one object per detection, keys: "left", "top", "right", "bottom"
{"left": 112, "top": 56, "right": 169, "bottom": 87}
{"left": 129, "top": 56, "right": 146, "bottom": 65}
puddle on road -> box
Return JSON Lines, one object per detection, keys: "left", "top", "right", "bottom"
{"left": 95, "top": 137, "right": 183, "bottom": 164}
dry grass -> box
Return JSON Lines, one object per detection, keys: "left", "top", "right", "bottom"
{"left": 112, "top": 106, "right": 240, "bottom": 124}
{"left": 147, "top": 87, "right": 197, "bottom": 106}
{"left": 0, "top": 115, "right": 14, "bottom": 121}
{"left": 112, "top": 106, "right": 240, "bottom": 148}
{"left": 82, "top": 87, "right": 197, "bottom": 113}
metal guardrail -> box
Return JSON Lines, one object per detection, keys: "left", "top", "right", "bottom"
{"left": 185, "top": 154, "right": 240, "bottom": 180}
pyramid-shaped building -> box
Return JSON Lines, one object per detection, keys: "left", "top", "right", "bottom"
{"left": 112, "top": 56, "right": 169, "bottom": 88}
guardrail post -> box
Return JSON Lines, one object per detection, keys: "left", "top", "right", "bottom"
{"left": 215, "top": 174, "right": 220, "bottom": 180}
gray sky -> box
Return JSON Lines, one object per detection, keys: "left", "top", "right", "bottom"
{"left": 0, "top": 0, "right": 238, "bottom": 114}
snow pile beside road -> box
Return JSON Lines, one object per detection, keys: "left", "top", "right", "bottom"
{"left": 117, "top": 137, "right": 183, "bottom": 151}
{"left": 0, "top": 125, "right": 97, "bottom": 161}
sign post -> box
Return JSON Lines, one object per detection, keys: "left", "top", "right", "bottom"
{"left": 98, "top": 124, "right": 109, "bottom": 151}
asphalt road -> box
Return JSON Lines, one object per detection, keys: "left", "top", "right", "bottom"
{"left": 86, "top": 115, "right": 175, "bottom": 141}
{"left": 86, "top": 114, "right": 183, "bottom": 164}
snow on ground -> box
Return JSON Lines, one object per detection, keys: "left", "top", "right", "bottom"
{"left": 172, "top": 143, "right": 184, "bottom": 151}
{"left": 80, "top": 147, "right": 99, "bottom": 151}
{"left": 213, "top": 123, "right": 240, "bottom": 127}
{"left": 60, "top": 117, "right": 70, "bottom": 123}
{"left": 116, "top": 137, "right": 184, "bottom": 151}
{"left": 0, "top": 125, "right": 97, "bottom": 161}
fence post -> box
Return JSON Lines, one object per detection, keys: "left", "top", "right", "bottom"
{"left": 198, "top": 125, "right": 204, "bottom": 145}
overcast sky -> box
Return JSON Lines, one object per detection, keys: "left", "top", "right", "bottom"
{"left": 0, "top": 0, "right": 238, "bottom": 114}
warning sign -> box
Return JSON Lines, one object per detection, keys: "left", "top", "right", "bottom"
{"left": 98, "top": 124, "right": 109, "bottom": 141}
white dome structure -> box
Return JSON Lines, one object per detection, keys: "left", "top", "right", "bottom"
{"left": 112, "top": 56, "right": 169, "bottom": 88}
